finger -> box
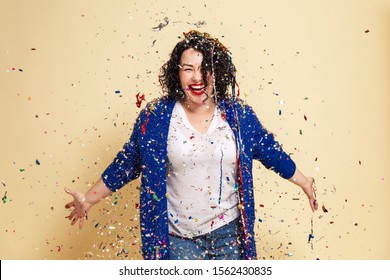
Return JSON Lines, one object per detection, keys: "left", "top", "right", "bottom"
{"left": 71, "top": 215, "right": 79, "bottom": 226}
{"left": 64, "top": 188, "right": 76, "bottom": 197}
{"left": 308, "top": 198, "right": 314, "bottom": 212}
{"left": 65, "top": 201, "right": 74, "bottom": 209}
{"left": 67, "top": 209, "right": 76, "bottom": 221}
{"left": 312, "top": 199, "right": 318, "bottom": 212}
{"left": 76, "top": 211, "right": 85, "bottom": 221}
{"left": 79, "top": 217, "right": 84, "bottom": 230}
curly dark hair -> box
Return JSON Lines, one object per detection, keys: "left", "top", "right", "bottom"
{"left": 159, "top": 30, "right": 237, "bottom": 103}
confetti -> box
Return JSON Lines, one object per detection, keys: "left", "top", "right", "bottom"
{"left": 193, "top": 20, "right": 206, "bottom": 28}
{"left": 235, "top": 81, "right": 241, "bottom": 97}
{"left": 152, "top": 193, "right": 159, "bottom": 201}
{"left": 136, "top": 92, "right": 146, "bottom": 108}
{"left": 141, "top": 117, "right": 149, "bottom": 135}
{"left": 218, "top": 149, "right": 224, "bottom": 204}
{"left": 2, "top": 191, "right": 7, "bottom": 203}
{"left": 152, "top": 17, "right": 169, "bottom": 32}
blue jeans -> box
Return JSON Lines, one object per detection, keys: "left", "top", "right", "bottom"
{"left": 168, "top": 218, "right": 242, "bottom": 260}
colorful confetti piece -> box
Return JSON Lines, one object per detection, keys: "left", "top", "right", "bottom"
{"left": 136, "top": 92, "right": 146, "bottom": 108}
{"left": 2, "top": 191, "right": 7, "bottom": 203}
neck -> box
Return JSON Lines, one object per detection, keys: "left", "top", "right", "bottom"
{"left": 180, "top": 97, "right": 216, "bottom": 114}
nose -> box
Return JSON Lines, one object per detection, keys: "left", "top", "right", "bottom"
{"left": 192, "top": 68, "right": 203, "bottom": 83}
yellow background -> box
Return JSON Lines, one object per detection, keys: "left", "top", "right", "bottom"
{"left": 1, "top": 0, "right": 389, "bottom": 260}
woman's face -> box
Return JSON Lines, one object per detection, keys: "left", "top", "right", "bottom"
{"left": 179, "top": 48, "right": 214, "bottom": 106}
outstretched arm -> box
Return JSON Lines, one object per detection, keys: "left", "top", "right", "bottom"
{"left": 288, "top": 169, "right": 318, "bottom": 212}
{"left": 64, "top": 106, "right": 147, "bottom": 229}
{"left": 64, "top": 177, "right": 112, "bottom": 229}
{"left": 246, "top": 105, "right": 318, "bottom": 212}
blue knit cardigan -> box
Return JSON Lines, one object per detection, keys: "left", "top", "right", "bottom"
{"left": 102, "top": 96, "right": 296, "bottom": 260}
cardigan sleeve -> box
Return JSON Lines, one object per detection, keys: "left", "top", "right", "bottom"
{"left": 248, "top": 106, "right": 296, "bottom": 179}
{"left": 101, "top": 110, "right": 143, "bottom": 192}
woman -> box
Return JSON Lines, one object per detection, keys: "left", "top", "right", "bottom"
{"left": 65, "top": 30, "right": 318, "bottom": 260}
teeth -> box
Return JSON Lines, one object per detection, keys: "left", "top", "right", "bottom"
{"left": 190, "top": 84, "right": 204, "bottom": 90}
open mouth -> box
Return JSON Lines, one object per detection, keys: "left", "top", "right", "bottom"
{"left": 188, "top": 83, "right": 205, "bottom": 95}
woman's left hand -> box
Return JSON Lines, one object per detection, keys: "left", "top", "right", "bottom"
{"left": 301, "top": 177, "right": 318, "bottom": 212}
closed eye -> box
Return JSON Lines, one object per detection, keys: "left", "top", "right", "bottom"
{"left": 179, "top": 64, "right": 201, "bottom": 72}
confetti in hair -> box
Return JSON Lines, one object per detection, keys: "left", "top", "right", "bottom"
{"left": 159, "top": 30, "right": 237, "bottom": 104}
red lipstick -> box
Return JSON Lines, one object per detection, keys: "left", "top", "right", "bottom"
{"left": 188, "top": 83, "right": 205, "bottom": 96}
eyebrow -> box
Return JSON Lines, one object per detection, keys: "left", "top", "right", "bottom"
{"left": 179, "top": 63, "right": 201, "bottom": 69}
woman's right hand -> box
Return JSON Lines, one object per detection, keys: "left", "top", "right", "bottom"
{"left": 64, "top": 188, "right": 92, "bottom": 229}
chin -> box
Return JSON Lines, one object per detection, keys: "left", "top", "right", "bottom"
{"left": 186, "top": 92, "right": 209, "bottom": 105}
